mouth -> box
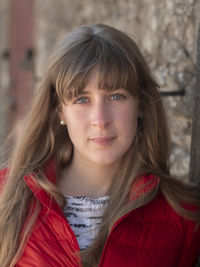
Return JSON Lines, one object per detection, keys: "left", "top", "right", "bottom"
{"left": 89, "top": 136, "right": 117, "bottom": 146}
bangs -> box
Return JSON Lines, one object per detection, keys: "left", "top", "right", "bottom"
{"left": 54, "top": 35, "right": 140, "bottom": 103}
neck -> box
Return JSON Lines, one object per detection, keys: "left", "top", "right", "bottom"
{"left": 58, "top": 154, "right": 118, "bottom": 198}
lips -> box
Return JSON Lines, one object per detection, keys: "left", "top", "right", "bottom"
{"left": 89, "top": 136, "right": 116, "bottom": 146}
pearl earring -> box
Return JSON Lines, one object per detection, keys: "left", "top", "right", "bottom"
{"left": 60, "top": 120, "right": 65, "bottom": 126}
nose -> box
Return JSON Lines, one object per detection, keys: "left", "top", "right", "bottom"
{"left": 91, "top": 100, "right": 111, "bottom": 129}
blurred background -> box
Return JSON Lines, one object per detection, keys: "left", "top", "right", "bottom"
{"left": 0, "top": 0, "right": 200, "bottom": 178}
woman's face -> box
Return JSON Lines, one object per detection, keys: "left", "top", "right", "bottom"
{"left": 60, "top": 72, "right": 139, "bottom": 167}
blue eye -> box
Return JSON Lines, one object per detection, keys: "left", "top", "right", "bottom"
{"left": 110, "top": 94, "right": 126, "bottom": 100}
{"left": 73, "top": 97, "right": 89, "bottom": 104}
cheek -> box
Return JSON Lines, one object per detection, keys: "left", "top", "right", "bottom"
{"left": 126, "top": 118, "right": 138, "bottom": 141}
{"left": 64, "top": 114, "right": 87, "bottom": 145}
{"left": 66, "top": 121, "right": 81, "bottom": 141}
{"left": 118, "top": 108, "right": 138, "bottom": 137}
{"left": 64, "top": 109, "right": 89, "bottom": 125}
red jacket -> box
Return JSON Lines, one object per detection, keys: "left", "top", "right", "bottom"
{"left": 2, "top": 165, "right": 200, "bottom": 267}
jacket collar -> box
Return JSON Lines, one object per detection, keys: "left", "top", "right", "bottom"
{"left": 24, "top": 160, "right": 160, "bottom": 216}
{"left": 24, "top": 159, "right": 66, "bottom": 220}
{"left": 129, "top": 173, "right": 160, "bottom": 201}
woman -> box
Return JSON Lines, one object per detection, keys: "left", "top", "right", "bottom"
{"left": 0, "top": 23, "right": 200, "bottom": 267}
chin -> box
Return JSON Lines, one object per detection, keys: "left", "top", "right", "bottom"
{"left": 91, "top": 156, "right": 120, "bottom": 166}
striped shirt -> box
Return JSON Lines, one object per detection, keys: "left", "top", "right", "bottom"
{"left": 64, "top": 195, "right": 109, "bottom": 250}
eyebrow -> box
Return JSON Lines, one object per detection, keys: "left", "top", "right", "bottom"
{"left": 78, "top": 88, "right": 124, "bottom": 94}
{"left": 78, "top": 90, "right": 90, "bottom": 95}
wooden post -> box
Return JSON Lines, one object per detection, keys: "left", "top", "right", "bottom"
{"left": 190, "top": 24, "right": 200, "bottom": 186}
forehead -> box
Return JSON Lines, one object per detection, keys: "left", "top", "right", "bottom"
{"left": 82, "top": 71, "right": 117, "bottom": 92}
{"left": 83, "top": 71, "right": 100, "bottom": 90}
{"left": 78, "top": 69, "right": 131, "bottom": 93}
{"left": 56, "top": 61, "right": 139, "bottom": 104}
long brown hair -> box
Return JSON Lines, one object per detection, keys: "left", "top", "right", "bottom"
{"left": 0, "top": 23, "right": 199, "bottom": 267}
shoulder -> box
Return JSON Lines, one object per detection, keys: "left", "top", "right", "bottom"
{"left": 107, "top": 191, "right": 200, "bottom": 266}
{"left": 138, "top": 191, "right": 199, "bottom": 225}
{"left": 130, "top": 173, "right": 200, "bottom": 226}
{"left": 127, "top": 173, "right": 200, "bottom": 248}
{"left": 130, "top": 191, "right": 200, "bottom": 252}
{"left": 129, "top": 192, "right": 184, "bottom": 225}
